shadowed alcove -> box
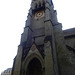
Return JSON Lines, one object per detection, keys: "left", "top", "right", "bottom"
{"left": 26, "top": 58, "right": 43, "bottom": 75}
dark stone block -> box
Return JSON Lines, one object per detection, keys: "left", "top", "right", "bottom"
{"left": 44, "top": 36, "right": 52, "bottom": 42}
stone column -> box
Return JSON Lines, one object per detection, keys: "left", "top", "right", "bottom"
{"left": 44, "top": 41, "right": 54, "bottom": 75}
{"left": 44, "top": 2, "right": 52, "bottom": 36}
{"left": 12, "top": 46, "right": 23, "bottom": 75}
{"left": 44, "top": 1, "right": 59, "bottom": 75}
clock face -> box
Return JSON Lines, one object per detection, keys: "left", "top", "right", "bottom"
{"left": 35, "top": 10, "right": 44, "bottom": 19}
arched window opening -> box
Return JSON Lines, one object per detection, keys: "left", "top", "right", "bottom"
{"left": 42, "top": 1, "right": 45, "bottom": 7}
{"left": 39, "top": 1, "right": 41, "bottom": 7}
{"left": 35, "top": 3, "right": 37, "bottom": 9}
{"left": 26, "top": 58, "right": 43, "bottom": 75}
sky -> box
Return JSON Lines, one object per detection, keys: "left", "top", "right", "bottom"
{"left": 0, "top": 0, "right": 75, "bottom": 74}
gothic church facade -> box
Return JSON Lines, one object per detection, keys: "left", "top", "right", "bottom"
{"left": 12, "top": 0, "right": 75, "bottom": 75}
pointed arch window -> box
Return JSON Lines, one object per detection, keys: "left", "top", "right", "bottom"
{"left": 42, "top": 1, "right": 45, "bottom": 7}
{"left": 35, "top": 3, "right": 37, "bottom": 9}
{"left": 26, "top": 58, "right": 43, "bottom": 75}
{"left": 39, "top": 1, "right": 41, "bottom": 7}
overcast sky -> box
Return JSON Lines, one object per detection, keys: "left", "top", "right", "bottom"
{"left": 0, "top": 0, "right": 75, "bottom": 74}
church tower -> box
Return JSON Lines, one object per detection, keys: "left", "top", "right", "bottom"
{"left": 12, "top": 0, "right": 75, "bottom": 75}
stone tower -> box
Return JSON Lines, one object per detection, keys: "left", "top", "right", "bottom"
{"left": 12, "top": 0, "right": 75, "bottom": 75}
